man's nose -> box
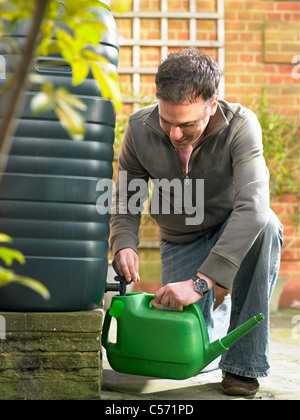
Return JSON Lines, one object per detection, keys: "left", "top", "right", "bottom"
{"left": 169, "top": 126, "right": 183, "bottom": 141}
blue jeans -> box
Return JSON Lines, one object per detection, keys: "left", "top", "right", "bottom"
{"left": 160, "top": 209, "right": 283, "bottom": 378}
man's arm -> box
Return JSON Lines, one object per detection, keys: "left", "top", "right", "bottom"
{"left": 198, "top": 110, "right": 270, "bottom": 289}
{"left": 110, "top": 121, "right": 150, "bottom": 283}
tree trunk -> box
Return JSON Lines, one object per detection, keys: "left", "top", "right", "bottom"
{"left": 0, "top": 0, "right": 49, "bottom": 174}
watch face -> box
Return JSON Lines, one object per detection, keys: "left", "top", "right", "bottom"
{"left": 194, "top": 277, "right": 209, "bottom": 294}
{"left": 199, "top": 279, "right": 208, "bottom": 291}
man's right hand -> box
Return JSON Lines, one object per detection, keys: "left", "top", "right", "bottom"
{"left": 112, "top": 248, "right": 140, "bottom": 284}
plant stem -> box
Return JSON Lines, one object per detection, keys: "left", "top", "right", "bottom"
{"left": 0, "top": 0, "right": 50, "bottom": 174}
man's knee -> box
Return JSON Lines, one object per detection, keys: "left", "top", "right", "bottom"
{"left": 260, "top": 209, "right": 283, "bottom": 246}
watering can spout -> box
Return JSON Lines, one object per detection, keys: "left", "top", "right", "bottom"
{"left": 204, "top": 313, "right": 264, "bottom": 368}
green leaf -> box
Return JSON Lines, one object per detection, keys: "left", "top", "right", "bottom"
{"left": 45, "top": 0, "right": 60, "bottom": 20}
{"left": 0, "top": 233, "right": 12, "bottom": 243}
{"left": 76, "top": 21, "right": 105, "bottom": 45}
{"left": 90, "top": 61, "right": 121, "bottom": 111}
{"left": 0, "top": 268, "right": 50, "bottom": 301}
{"left": 55, "top": 100, "right": 86, "bottom": 140}
{"left": 88, "top": 57, "right": 121, "bottom": 110}
{"left": 111, "top": 0, "right": 132, "bottom": 13}
{"left": 56, "top": 87, "right": 87, "bottom": 111}
{"left": 82, "top": 49, "right": 103, "bottom": 62}
{"left": 72, "top": 58, "right": 89, "bottom": 85}
{"left": 56, "top": 29, "right": 78, "bottom": 62}
{"left": 31, "top": 91, "right": 54, "bottom": 114}
{"left": 0, "top": 247, "right": 25, "bottom": 266}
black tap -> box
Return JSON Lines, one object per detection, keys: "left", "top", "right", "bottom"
{"left": 105, "top": 275, "right": 128, "bottom": 296}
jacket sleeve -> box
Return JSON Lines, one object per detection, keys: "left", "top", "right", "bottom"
{"left": 198, "top": 112, "right": 270, "bottom": 289}
{"left": 109, "top": 121, "right": 150, "bottom": 256}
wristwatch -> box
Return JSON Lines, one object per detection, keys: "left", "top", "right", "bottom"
{"left": 192, "top": 275, "right": 210, "bottom": 296}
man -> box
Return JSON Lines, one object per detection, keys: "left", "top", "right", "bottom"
{"left": 110, "top": 48, "right": 283, "bottom": 396}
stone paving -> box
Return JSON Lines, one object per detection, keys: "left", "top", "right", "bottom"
{"left": 101, "top": 308, "right": 300, "bottom": 401}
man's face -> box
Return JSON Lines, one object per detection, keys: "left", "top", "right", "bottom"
{"left": 158, "top": 96, "right": 218, "bottom": 150}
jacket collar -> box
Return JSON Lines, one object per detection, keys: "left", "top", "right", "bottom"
{"left": 144, "top": 101, "right": 229, "bottom": 143}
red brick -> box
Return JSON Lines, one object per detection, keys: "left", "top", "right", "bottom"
{"left": 254, "top": 74, "right": 267, "bottom": 83}
{"left": 226, "top": 43, "right": 246, "bottom": 52}
{"left": 278, "top": 65, "right": 294, "bottom": 73}
{"left": 168, "top": 0, "right": 189, "bottom": 11}
{"left": 246, "top": 43, "right": 261, "bottom": 52}
{"left": 247, "top": 22, "right": 263, "bottom": 31}
{"left": 267, "top": 13, "right": 282, "bottom": 20}
{"left": 292, "top": 13, "right": 300, "bottom": 21}
{"left": 264, "top": 64, "right": 277, "bottom": 73}
{"left": 226, "top": 1, "right": 246, "bottom": 9}
{"left": 274, "top": 195, "right": 299, "bottom": 203}
{"left": 280, "top": 261, "right": 300, "bottom": 272}
{"left": 240, "top": 54, "right": 254, "bottom": 63}
{"left": 226, "top": 74, "right": 238, "bottom": 83}
{"left": 225, "top": 11, "right": 238, "bottom": 19}
{"left": 226, "top": 33, "right": 239, "bottom": 41}
{"left": 268, "top": 75, "right": 283, "bottom": 84}
{"left": 283, "top": 227, "right": 299, "bottom": 237}
{"left": 276, "top": 2, "right": 300, "bottom": 11}
{"left": 140, "top": 0, "right": 160, "bottom": 11}
{"left": 279, "top": 280, "right": 300, "bottom": 308}
{"left": 245, "top": 1, "right": 274, "bottom": 10}
{"left": 282, "top": 250, "right": 300, "bottom": 261}
{"left": 255, "top": 54, "right": 263, "bottom": 63}
{"left": 225, "top": 53, "right": 240, "bottom": 63}
{"left": 240, "top": 33, "right": 254, "bottom": 41}
{"left": 225, "top": 21, "right": 247, "bottom": 31}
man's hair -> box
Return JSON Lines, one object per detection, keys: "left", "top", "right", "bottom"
{"left": 155, "top": 48, "right": 220, "bottom": 104}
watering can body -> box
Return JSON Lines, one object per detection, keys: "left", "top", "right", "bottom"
{"left": 102, "top": 292, "right": 264, "bottom": 380}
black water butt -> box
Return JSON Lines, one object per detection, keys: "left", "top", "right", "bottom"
{"left": 0, "top": 1, "right": 119, "bottom": 311}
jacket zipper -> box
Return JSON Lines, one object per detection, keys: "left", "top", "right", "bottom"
{"left": 184, "top": 175, "right": 190, "bottom": 185}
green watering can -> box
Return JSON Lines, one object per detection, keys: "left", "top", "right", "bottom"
{"left": 102, "top": 276, "right": 264, "bottom": 380}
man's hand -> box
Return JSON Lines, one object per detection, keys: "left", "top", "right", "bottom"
{"left": 154, "top": 275, "right": 215, "bottom": 311}
{"left": 112, "top": 248, "right": 140, "bottom": 283}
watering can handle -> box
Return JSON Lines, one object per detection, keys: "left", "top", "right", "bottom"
{"left": 145, "top": 294, "right": 195, "bottom": 313}
{"left": 102, "top": 293, "right": 156, "bottom": 348}
{"left": 102, "top": 309, "right": 112, "bottom": 349}
{"left": 102, "top": 297, "right": 127, "bottom": 349}
{"left": 146, "top": 294, "right": 155, "bottom": 303}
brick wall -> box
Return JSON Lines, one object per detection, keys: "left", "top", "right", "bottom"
{"left": 113, "top": 0, "right": 300, "bottom": 307}
{"left": 225, "top": 1, "right": 299, "bottom": 123}
{"left": 223, "top": 2, "right": 300, "bottom": 308}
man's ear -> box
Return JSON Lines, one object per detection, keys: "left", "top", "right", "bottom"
{"left": 210, "top": 95, "right": 218, "bottom": 116}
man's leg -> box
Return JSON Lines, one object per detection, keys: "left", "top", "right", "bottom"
{"left": 160, "top": 209, "right": 283, "bottom": 393}
{"left": 219, "top": 209, "right": 283, "bottom": 380}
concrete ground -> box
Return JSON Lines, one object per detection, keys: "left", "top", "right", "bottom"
{"left": 101, "top": 308, "right": 300, "bottom": 401}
